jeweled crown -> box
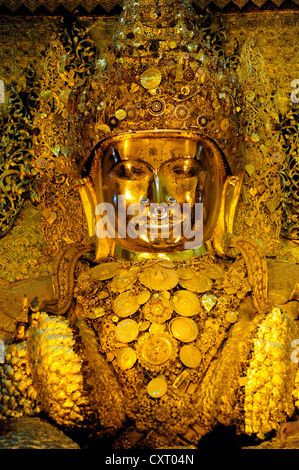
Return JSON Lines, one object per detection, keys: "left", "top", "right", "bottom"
{"left": 69, "top": 0, "right": 244, "bottom": 173}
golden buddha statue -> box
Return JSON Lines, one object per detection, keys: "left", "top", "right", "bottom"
{"left": 0, "top": 0, "right": 299, "bottom": 450}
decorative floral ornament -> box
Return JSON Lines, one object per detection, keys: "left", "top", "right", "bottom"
{"left": 142, "top": 295, "right": 173, "bottom": 324}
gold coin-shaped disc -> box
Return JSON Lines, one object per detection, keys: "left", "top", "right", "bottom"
{"left": 110, "top": 268, "right": 137, "bottom": 293}
{"left": 139, "top": 266, "right": 179, "bottom": 291}
{"left": 140, "top": 334, "right": 172, "bottom": 365}
{"left": 89, "top": 261, "right": 119, "bottom": 280}
{"left": 137, "top": 289, "right": 151, "bottom": 305}
{"left": 157, "top": 260, "right": 176, "bottom": 269}
{"left": 179, "top": 273, "right": 213, "bottom": 293}
{"left": 220, "top": 118, "right": 230, "bottom": 132}
{"left": 113, "top": 292, "right": 140, "bottom": 317}
{"left": 177, "top": 266, "right": 195, "bottom": 280}
{"left": 204, "top": 264, "right": 224, "bottom": 280}
{"left": 115, "top": 109, "right": 127, "bottom": 120}
{"left": 116, "top": 347, "right": 137, "bottom": 370}
{"left": 170, "top": 317, "right": 198, "bottom": 342}
{"left": 172, "top": 290, "right": 201, "bottom": 316}
{"left": 115, "top": 319, "right": 139, "bottom": 343}
{"left": 147, "top": 376, "right": 167, "bottom": 398}
{"left": 180, "top": 345, "right": 201, "bottom": 368}
{"left": 141, "top": 68, "right": 162, "bottom": 90}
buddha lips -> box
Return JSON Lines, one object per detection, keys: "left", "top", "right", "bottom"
{"left": 95, "top": 196, "right": 203, "bottom": 250}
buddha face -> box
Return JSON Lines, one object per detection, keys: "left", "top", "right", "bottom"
{"left": 95, "top": 132, "right": 227, "bottom": 253}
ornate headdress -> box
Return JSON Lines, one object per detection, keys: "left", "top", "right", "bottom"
{"left": 69, "top": 0, "right": 243, "bottom": 175}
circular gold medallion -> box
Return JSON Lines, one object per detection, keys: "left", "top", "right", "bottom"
{"left": 139, "top": 265, "right": 179, "bottom": 291}
{"left": 174, "top": 105, "right": 189, "bottom": 120}
{"left": 126, "top": 107, "right": 137, "bottom": 121}
{"left": 183, "top": 68, "right": 195, "bottom": 81}
{"left": 172, "top": 290, "right": 201, "bottom": 316}
{"left": 115, "top": 109, "right": 127, "bottom": 121}
{"left": 141, "top": 68, "right": 162, "bottom": 90}
{"left": 90, "top": 261, "right": 119, "bottom": 280}
{"left": 181, "top": 86, "right": 190, "bottom": 96}
{"left": 220, "top": 118, "right": 230, "bottom": 132}
{"left": 170, "top": 317, "right": 198, "bottom": 342}
{"left": 143, "top": 297, "right": 173, "bottom": 324}
{"left": 136, "top": 332, "right": 177, "bottom": 371}
{"left": 147, "top": 376, "right": 167, "bottom": 398}
{"left": 180, "top": 345, "right": 201, "bottom": 368}
{"left": 110, "top": 269, "right": 137, "bottom": 293}
{"left": 137, "top": 289, "right": 151, "bottom": 305}
{"left": 177, "top": 266, "right": 195, "bottom": 280}
{"left": 179, "top": 273, "right": 212, "bottom": 293}
{"left": 148, "top": 98, "right": 165, "bottom": 116}
{"left": 142, "top": 336, "right": 172, "bottom": 365}
{"left": 115, "top": 319, "right": 139, "bottom": 343}
{"left": 113, "top": 291, "right": 140, "bottom": 317}
{"left": 116, "top": 347, "right": 137, "bottom": 370}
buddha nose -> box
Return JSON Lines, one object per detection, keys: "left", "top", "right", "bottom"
{"left": 142, "top": 173, "right": 177, "bottom": 218}
{"left": 146, "top": 173, "right": 173, "bottom": 204}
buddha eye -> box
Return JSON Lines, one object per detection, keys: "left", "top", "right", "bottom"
{"left": 111, "top": 161, "right": 151, "bottom": 180}
{"left": 166, "top": 159, "right": 203, "bottom": 178}
{"left": 172, "top": 165, "right": 198, "bottom": 177}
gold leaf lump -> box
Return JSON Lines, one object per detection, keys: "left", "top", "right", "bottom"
{"left": 91, "top": 306, "right": 106, "bottom": 318}
{"left": 149, "top": 322, "right": 166, "bottom": 334}
{"left": 156, "top": 260, "right": 176, "bottom": 268}
{"left": 204, "top": 265, "right": 224, "bottom": 280}
{"left": 139, "top": 265, "right": 179, "bottom": 291}
{"left": 172, "top": 290, "right": 201, "bottom": 317}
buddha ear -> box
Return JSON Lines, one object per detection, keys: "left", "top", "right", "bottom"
{"left": 78, "top": 176, "right": 114, "bottom": 261}
{"left": 212, "top": 170, "right": 245, "bottom": 258}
